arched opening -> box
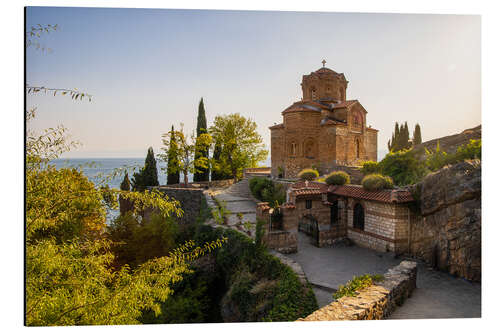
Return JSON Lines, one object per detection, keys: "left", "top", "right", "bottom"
{"left": 304, "top": 139, "right": 316, "bottom": 159}
{"left": 289, "top": 142, "right": 297, "bottom": 156}
{"left": 330, "top": 200, "right": 339, "bottom": 226}
{"left": 356, "top": 139, "right": 360, "bottom": 159}
{"left": 353, "top": 203, "right": 365, "bottom": 230}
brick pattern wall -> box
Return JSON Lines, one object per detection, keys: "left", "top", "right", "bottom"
{"left": 346, "top": 199, "right": 410, "bottom": 254}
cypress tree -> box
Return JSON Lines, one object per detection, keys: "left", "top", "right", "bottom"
{"left": 167, "top": 125, "right": 180, "bottom": 185}
{"left": 403, "top": 122, "right": 410, "bottom": 149}
{"left": 119, "top": 172, "right": 133, "bottom": 214}
{"left": 194, "top": 98, "right": 210, "bottom": 182}
{"left": 131, "top": 147, "right": 159, "bottom": 191}
{"left": 413, "top": 123, "right": 422, "bottom": 145}
{"left": 144, "top": 147, "right": 159, "bottom": 186}
{"left": 211, "top": 140, "right": 223, "bottom": 181}
{"left": 120, "top": 171, "right": 131, "bottom": 191}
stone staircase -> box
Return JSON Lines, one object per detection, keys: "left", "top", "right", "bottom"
{"left": 221, "top": 178, "right": 254, "bottom": 200}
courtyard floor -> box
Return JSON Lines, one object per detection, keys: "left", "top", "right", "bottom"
{"left": 285, "top": 232, "right": 481, "bottom": 319}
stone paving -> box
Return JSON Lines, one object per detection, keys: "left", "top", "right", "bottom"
{"left": 284, "top": 232, "right": 481, "bottom": 319}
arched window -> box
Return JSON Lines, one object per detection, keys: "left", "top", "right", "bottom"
{"left": 353, "top": 203, "right": 364, "bottom": 230}
{"left": 290, "top": 142, "right": 297, "bottom": 156}
{"left": 304, "top": 139, "right": 316, "bottom": 159}
{"left": 330, "top": 201, "right": 338, "bottom": 225}
{"left": 356, "top": 139, "right": 360, "bottom": 159}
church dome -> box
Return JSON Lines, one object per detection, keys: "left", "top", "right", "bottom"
{"left": 315, "top": 67, "right": 338, "bottom": 75}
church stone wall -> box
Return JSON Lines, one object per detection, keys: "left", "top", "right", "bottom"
{"left": 270, "top": 65, "right": 378, "bottom": 178}
{"left": 366, "top": 129, "right": 378, "bottom": 162}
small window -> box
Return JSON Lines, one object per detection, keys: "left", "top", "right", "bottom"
{"left": 305, "top": 200, "right": 312, "bottom": 209}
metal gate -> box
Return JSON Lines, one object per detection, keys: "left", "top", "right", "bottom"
{"left": 299, "top": 214, "right": 319, "bottom": 247}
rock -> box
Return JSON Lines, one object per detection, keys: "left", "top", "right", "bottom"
{"left": 409, "top": 160, "right": 481, "bottom": 281}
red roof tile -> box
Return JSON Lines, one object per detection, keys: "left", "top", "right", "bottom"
{"left": 281, "top": 203, "right": 296, "bottom": 209}
{"left": 291, "top": 181, "right": 329, "bottom": 190}
{"left": 269, "top": 123, "right": 284, "bottom": 129}
{"left": 332, "top": 100, "right": 358, "bottom": 109}
{"left": 294, "top": 189, "right": 323, "bottom": 197}
{"left": 328, "top": 185, "right": 414, "bottom": 203}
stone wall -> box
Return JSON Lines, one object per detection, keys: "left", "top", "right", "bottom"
{"left": 297, "top": 261, "right": 417, "bottom": 321}
{"left": 408, "top": 160, "right": 481, "bottom": 281}
{"left": 257, "top": 202, "right": 298, "bottom": 253}
{"left": 346, "top": 199, "right": 411, "bottom": 254}
{"left": 151, "top": 187, "right": 204, "bottom": 224}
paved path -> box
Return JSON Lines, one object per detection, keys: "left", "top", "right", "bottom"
{"left": 284, "top": 232, "right": 481, "bottom": 319}
{"left": 204, "top": 178, "right": 258, "bottom": 237}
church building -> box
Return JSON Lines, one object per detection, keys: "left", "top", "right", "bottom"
{"left": 270, "top": 61, "right": 378, "bottom": 178}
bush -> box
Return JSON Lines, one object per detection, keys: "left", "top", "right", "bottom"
{"left": 325, "top": 171, "right": 350, "bottom": 185}
{"left": 426, "top": 139, "right": 481, "bottom": 171}
{"left": 193, "top": 226, "right": 318, "bottom": 322}
{"left": 249, "top": 177, "right": 273, "bottom": 200}
{"left": 298, "top": 168, "right": 319, "bottom": 181}
{"left": 333, "top": 274, "right": 384, "bottom": 299}
{"left": 360, "top": 161, "right": 379, "bottom": 175}
{"left": 249, "top": 177, "right": 285, "bottom": 206}
{"left": 377, "top": 149, "right": 428, "bottom": 186}
{"left": 361, "top": 173, "right": 394, "bottom": 191}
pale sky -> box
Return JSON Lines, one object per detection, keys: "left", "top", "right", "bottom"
{"left": 26, "top": 7, "right": 481, "bottom": 160}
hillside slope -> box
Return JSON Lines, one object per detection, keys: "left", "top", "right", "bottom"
{"left": 414, "top": 125, "right": 481, "bottom": 154}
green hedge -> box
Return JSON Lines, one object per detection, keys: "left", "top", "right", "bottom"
{"left": 249, "top": 177, "right": 285, "bottom": 206}
{"left": 325, "top": 171, "right": 350, "bottom": 185}
{"left": 298, "top": 168, "right": 319, "bottom": 181}
{"left": 361, "top": 173, "right": 394, "bottom": 191}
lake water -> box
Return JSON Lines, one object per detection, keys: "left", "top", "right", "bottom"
{"left": 50, "top": 157, "right": 193, "bottom": 222}
{"left": 50, "top": 157, "right": 193, "bottom": 189}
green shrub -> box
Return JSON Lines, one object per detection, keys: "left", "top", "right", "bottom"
{"left": 377, "top": 149, "right": 428, "bottom": 186}
{"left": 455, "top": 139, "right": 481, "bottom": 161}
{"left": 333, "top": 274, "right": 384, "bottom": 299}
{"left": 325, "top": 171, "right": 350, "bottom": 185}
{"left": 360, "top": 160, "right": 379, "bottom": 175}
{"left": 249, "top": 177, "right": 285, "bottom": 206}
{"left": 249, "top": 177, "right": 273, "bottom": 200}
{"left": 426, "top": 139, "right": 481, "bottom": 171}
{"left": 298, "top": 168, "right": 319, "bottom": 181}
{"left": 361, "top": 173, "right": 394, "bottom": 191}
{"left": 193, "top": 226, "right": 318, "bottom": 322}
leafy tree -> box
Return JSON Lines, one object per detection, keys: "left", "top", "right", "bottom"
{"left": 26, "top": 110, "right": 228, "bottom": 325}
{"left": 413, "top": 123, "right": 422, "bottom": 145}
{"left": 193, "top": 98, "right": 210, "bottom": 182}
{"left": 131, "top": 147, "right": 159, "bottom": 191}
{"left": 160, "top": 124, "right": 212, "bottom": 186}
{"left": 209, "top": 113, "right": 268, "bottom": 180}
{"left": 25, "top": 25, "right": 226, "bottom": 325}
{"left": 166, "top": 125, "right": 180, "bottom": 185}
{"left": 210, "top": 139, "right": 230, "bottom": 180}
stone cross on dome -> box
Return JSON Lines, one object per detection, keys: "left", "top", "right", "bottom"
{"left": 321, "top": 59, "right": 326, "bottom": 67}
